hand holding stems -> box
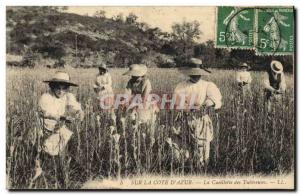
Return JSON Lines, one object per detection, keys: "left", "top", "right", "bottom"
{"left": 242, "top": 81, "right": 248, "bottom": 86}
{"left": 274, "top": 89, "right": 283, "bottom": 95}
{"left": 269, "top": 87, "right": 283, "bottom": 95}
{"left": 181, "top": 99, "right": 215, "bottom": 112}
{"left": 55, "top": 111, "right": 82, "bottom": 131}
{"left": 53, "top": 116, "right": 71, "bottom": 131}
{"left": 238, "top": 82, "right": 248, "bottom": 87}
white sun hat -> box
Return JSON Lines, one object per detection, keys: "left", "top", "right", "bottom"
{"left": 43, "top": 71, "right": 78, "bottom": 86}
{"left": 179, "top": 58, "right": 211, "bottom": 76}
{"left": 123, "top": 64, "right": 148, "bottom": 77}
{"left": 97, "top": 62, "right": 108, "bottom": 71}
{"left": 270, "top": 60, "right": 283, "bottom": 73}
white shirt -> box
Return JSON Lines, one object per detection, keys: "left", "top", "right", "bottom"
{"left": 38, "top": 92, "right": 82, "bottom": 131}
{"left": 174, "top": 79, "right": 222, "bottom": 110}
{"left": 95, "top": 73, "right": 113, "bottom": 91}
{"left": 236, "top": 71, "right": 252, "bottom": 84}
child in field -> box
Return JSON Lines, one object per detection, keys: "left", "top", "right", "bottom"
{"left": 236, "top": 63, "right": 252, "bottom": 96}
{"left": 93, "top": 63, "right": 114, "bottom": 110}
{"left": 34, "top": 71, "right": 84, "bottom": 188}
{"left": 264, "top": 60, "right": 286, "bottom": 112}
{"left": 173, "top": 58, "right": 222, "bottom": 164}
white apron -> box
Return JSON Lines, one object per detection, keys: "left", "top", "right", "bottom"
{"left": 43, "top": 125, "right": 73, "bottom": 156}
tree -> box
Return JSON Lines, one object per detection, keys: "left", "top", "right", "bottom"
{"left": 94, "top": 10, "right": 106, "bottom": 19}
{"left": 171, "top": 20, "right": 202, "bottom": 64}
{"left": 194, "top": 40, "right": 216, "bottom": 67}
{"left": 171, "top": 20, "right": 201, "bottom": 42}
{"left": 126, "top": 13, "right": 138, "bottom": 25}
{"left": 215, "top": 48, "right": 230, "bottom": 68}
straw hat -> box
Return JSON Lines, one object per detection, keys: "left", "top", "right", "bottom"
{"left": 43, "top": 71, "right": 78, "bottom": 87}
{"left": 123, "top": 64, "right": 147, "bottom": 77}
{"left": 97, "top": 63, "right": 108, "bottom": 71}
{"left": 179, "top": 58, "right": 211, "bottom": 76}
{"left": 270, "top": 60, "right": 283, "bottom": 73}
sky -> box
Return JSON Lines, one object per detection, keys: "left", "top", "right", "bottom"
{"left": 65, "top": 6, "right": 216, "bottom": 43}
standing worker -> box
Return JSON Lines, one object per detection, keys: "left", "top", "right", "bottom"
{"left": 33, "top": 71, "right": 84, "bottom": 188}
{"left": 93, "top": 63, "right": 114, "bottom": 111}
{"left": 123, "top": 64, "right": 158, "bottom": 171}
{"left": 123, "top": 64, "right": 158, "bottom": 124}
{"left": 173, "top": 58, "right": 222, "bottom": 166}
{"left": 236, "top": 62, "right": 252, "bottom": 97}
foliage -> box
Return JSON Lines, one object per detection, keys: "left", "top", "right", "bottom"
{"left": 93, "top": 10, "right": 106, "bottom": 19}
{"left": 126, "top": 13, "right": 138, "bottom": 25}
{"left": 170, "top": 20, "right": 201, "bottom": 64}
{"left": 6, "top": 7, "right": 294, "bottom": 72}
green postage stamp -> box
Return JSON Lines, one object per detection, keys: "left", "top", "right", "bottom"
{"left": 215, "top": 7, "right": 255, "bottom": 49}
{"left": 256, "top": 7, "right": 294, "bottom": 55}
{"left": 215, "top": 6, "right": 294, "bottom": 56}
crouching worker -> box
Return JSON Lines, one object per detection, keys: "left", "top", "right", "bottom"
{"left": 264, "top": 60, "right": 286, "bottom": 113}
{"left": 32, "top": 71, "right": 84, "bottom": 188}
{"left": 173, "top": 58, "right": 222, "bottom": 169}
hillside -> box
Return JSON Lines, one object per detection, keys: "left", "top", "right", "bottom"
{"left": 6, "top": 7, "right": 173, "bottom": 68}
{"left": 6, "top": 7, "right": 294, "bottom": 71}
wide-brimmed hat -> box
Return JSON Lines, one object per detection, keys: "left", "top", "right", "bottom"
{"left": 179, "top": 67, "right": 211, "bottom": 76}
{"left": 270, "top": 60, "right": 283, "bottom": 73}
{"left": 43, "top": 71, "right": 78, "bottom": 87}
{"left": 179, "top": 58, "right": 210, "bottom": 76}
{"left": 97, "top": 63, "right": 108, "bottom": 71}
{"left": 123, "top": 64, "right": 147, "bottom": 77}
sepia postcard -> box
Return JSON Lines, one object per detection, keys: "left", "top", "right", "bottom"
{"left": 6, "top": 6, "right": 295, "bottom": 190}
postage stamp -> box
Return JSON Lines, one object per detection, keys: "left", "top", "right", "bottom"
{"left": 215, "top": 7, "right": 255, "bottom": 49}
{"left": 255, "top": 7, "right": 294, "bottom": 56}
{"left": 6, "top": 6, "right": 295, "bottom": 190}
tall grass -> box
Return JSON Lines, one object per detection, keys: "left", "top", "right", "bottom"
{"left": 6, "top": 67, "right": 294, "bottom": 189}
